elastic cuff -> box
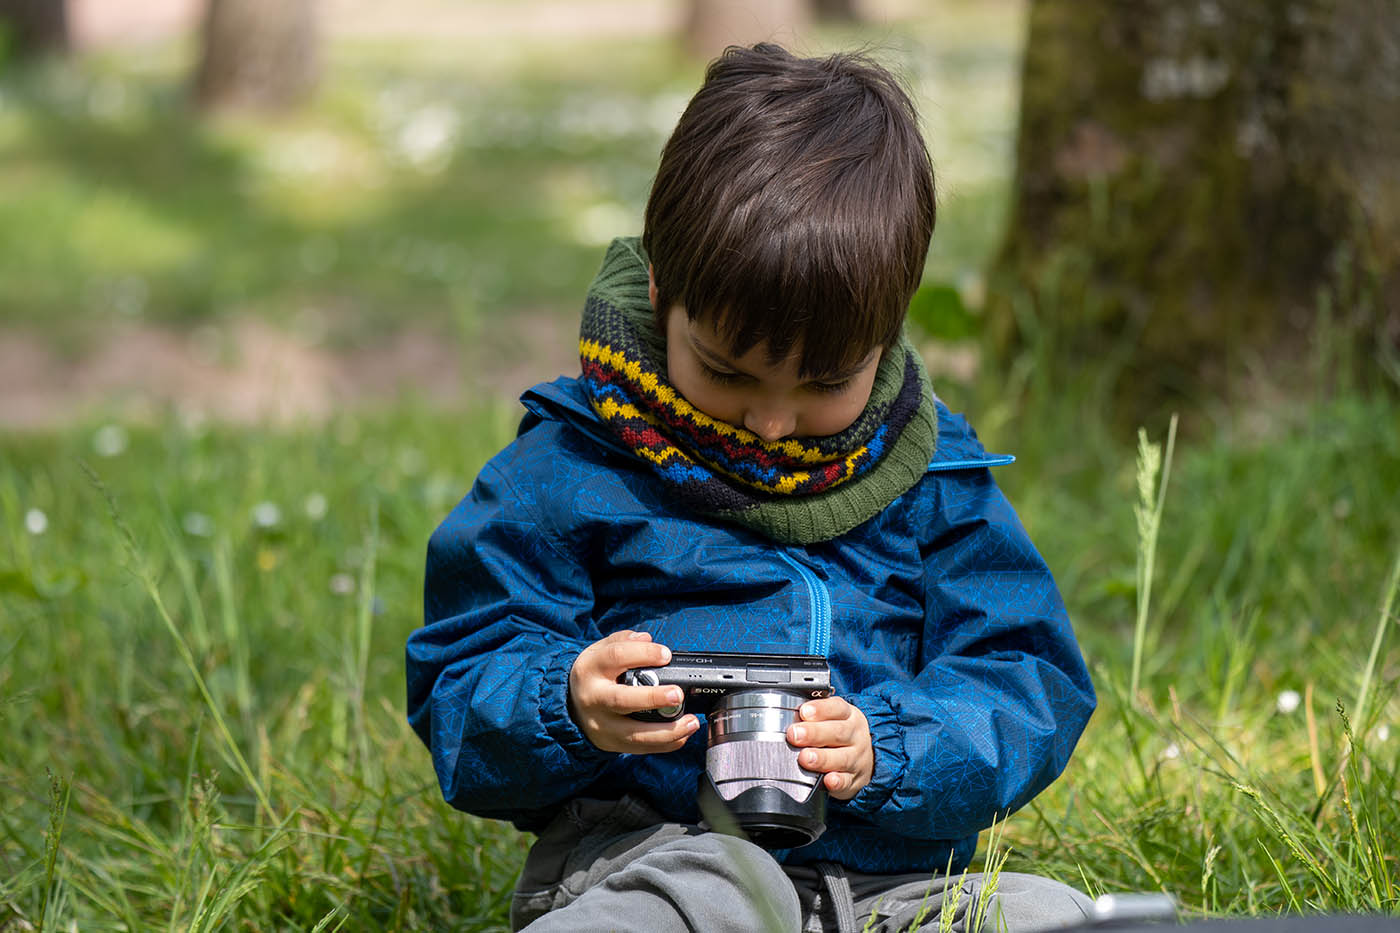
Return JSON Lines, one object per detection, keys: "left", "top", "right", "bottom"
{"left": 540, "top": 641, "right": 614, "bottom": 764}
{"left": 843, "top": 691, "right": 906, "bottom": 816}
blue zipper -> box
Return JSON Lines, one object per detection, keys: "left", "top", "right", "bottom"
{"left": 779, "top": 551, "right": 832, "bottom": 657}
{"left": 926, "top": 454, "right": 1016, "bottom": 472}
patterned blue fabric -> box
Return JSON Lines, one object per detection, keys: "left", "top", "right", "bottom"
{"left": 406, "top": 376, "right": 1095, "bottom": 874}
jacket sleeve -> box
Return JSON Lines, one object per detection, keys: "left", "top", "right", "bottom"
{"left": 405, "top": 454, "right": 613, "bottom": 825}
{"left": 842, "top": 466, "right": 1096, "bottom": 841}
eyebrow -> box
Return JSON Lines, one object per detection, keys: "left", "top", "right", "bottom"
{"left": 689, "top": 335, "right": 874, "bottom": 383}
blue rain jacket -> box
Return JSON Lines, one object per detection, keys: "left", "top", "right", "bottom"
{"left": 406, "top": 375, "right": 1095, "bottom": 874}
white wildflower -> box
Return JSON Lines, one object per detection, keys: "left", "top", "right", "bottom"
{"left": 304, "top": 492, "right": 328, "bottom": 521}
{"left": 251, "top": 502, "right": 282, "bottom": 528}
{"left": 396, "top": 104, "right": 460, "bottom": 172}
{"left": 397, "top": 447, "right": 425, "bottom": 475}
{"left": 1162, "top": 743, "right": 1181, "bottom": 760}
{"left": 24, "top": 508, "right": 48, "bottom": 535}
{"left": 1377, "top": 724, "right": 1390, "bottom": 743}
{"left": 329, "top": 573, "right": 355, "bottom": 595}
{"left": 93, "top": 424, "right": 129, "bottom": 457}
{"left": 1276, "top": 690, "right": 1302, "bottom": 715}
{"left": 182, "top": 512, "right": 214, "bottom": 537}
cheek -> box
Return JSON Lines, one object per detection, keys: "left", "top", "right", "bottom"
{"left": 801, "top": 394, "right": 870, "bottom": 436}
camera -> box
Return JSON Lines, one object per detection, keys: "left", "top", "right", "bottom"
{"left": 621, "top": 651, "right": 833, "bottom": 848}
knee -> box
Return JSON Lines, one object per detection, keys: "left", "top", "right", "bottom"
{"left": 662, "top": 831, "right": 795, "bottom": 890}
{"left": 637, "top": 832, "right": 802, "bottom": 930}
{"left": 976, "top": 872, "right": 1093, "bottom": 932}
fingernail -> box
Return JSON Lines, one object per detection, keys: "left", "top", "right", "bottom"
{"left": 667, "top": 689, "right": 683, "bottom": 704}
{"left": 685, "top": 717, "right": 699, "bottom": 732}
{"left": 803, "top": 750, "right": 818, "bottom": 766}
{"left": 628, "top": 631, "right": 649, "bottom": 640}
{"left": 802, "top": 705, "right": 814, "bottom": 718}
{"left": 659, "top": 647, "right": 672, "bottom": 663}
{"left": 791, "top": 726, "right": 806, "bottom": 743}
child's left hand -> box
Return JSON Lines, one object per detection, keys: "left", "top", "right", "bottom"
{"left": 785, "top": 696, "right": 873, "bottom": 801}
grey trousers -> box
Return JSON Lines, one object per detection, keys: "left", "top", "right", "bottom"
{"left": 512, "top": 797, "right": 1093, "bottom": 933}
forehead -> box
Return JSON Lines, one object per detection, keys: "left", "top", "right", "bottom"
{"left": 684, "top": 312, "right": 878, "bottom": 379}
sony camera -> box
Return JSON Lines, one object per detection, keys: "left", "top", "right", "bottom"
{"left": 621, "top": 651, "right": 833, "bottom": 848}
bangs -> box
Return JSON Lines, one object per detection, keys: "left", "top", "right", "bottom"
{"left": 690, "top": 207, "right": 910, "bottom": 378}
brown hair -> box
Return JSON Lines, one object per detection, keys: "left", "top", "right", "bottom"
{"left": 643, "top": 43, "right": 936, "bottom": 378}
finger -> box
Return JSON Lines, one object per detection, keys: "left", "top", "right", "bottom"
{"left": 795, "top": 744, "right": 862, "bottom": 775}
{"left": 798, "top": 697, "right": 853, "bottom": 722}
{"left": 590, "top": 638, "right": 673, "bottom": 679}
{"left": 605, "top": 682, "right": 687, "bottom": 716}
{"left": 787, "top": 718, "right": 857, "bottom": 748}
{"left": 822, "top": 770, "right": 864, "bottom": 800}
{"left": 596, "top": 714, "right": 700, "bottom": 753}
{"left": 600, "top": 629, "right": 651, "bottom": 644}
{"left": 622, "top": 714, "right": 701, "bottom": 747}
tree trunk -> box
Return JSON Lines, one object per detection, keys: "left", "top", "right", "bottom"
{"left": 0, "top": 0, "right": 68, "bottom": 57}
{"left": 195, "top": 0, "right": 317, "bottom": 111}
{"left": 986, "top": 0, "right": 1399, "bottom": 422}
{"left": 812, "top": 0, "right": 862, "bottom": 22}
{"left": 683, "top": 0, "right": 811, "bottom": 61}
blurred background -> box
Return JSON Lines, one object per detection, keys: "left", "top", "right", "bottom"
{"left": 0, "top": 0, "right": 1033, "bottom": 428}
{"left": 1, "top": 0, "right": 1394, "bottom": 430}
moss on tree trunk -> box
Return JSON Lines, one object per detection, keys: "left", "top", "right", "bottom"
{"left": 986, "top": 0, "right": 1399, "bottom": 421}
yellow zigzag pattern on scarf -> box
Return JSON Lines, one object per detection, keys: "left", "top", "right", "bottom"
{"left": 581, "top": 338, "right": 871, "bottom": 496}
{"left": 591, "top": 393, "right": 816, "bottom": 494}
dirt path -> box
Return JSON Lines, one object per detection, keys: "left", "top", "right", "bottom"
{"left": 0, "top": 314, "right": 580, "bottom": 428}
{"left": 67, "top": 0, "right": 679, "bottom": 49}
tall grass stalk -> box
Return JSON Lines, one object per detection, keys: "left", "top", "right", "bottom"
{"left": 37, "top": 771, "right": 71, "bottom": 933}
{"left": 1130, "top": 415, "right": 1178, "bottom": 701}
{"left": 80, "top": 461, "right": 276, "bottom": 824}
{"left": 1353, "top": 548, "right": 1400, "bottom": 735}
{"left": 352, "top": 500, "right": 380, "bottom": 777}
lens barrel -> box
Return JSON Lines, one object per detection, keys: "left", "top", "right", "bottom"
{"left": 701, "top": 689, "right": 827, "bottom": 848}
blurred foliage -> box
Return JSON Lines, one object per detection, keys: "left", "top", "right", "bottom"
{"left": 907, "top": 281, "right": 976, "bottom": 341}
{"left": 0, "top": 2, "right": 1026, "bottom": 362}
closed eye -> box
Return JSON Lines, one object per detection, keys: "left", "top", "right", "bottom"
{"left": 806, "top": 378, "right": 852, "bottom": 395}
{"left": 699, "top": 360, "right": 747, "bottom": 385}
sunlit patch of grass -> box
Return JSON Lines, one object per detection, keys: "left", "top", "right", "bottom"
{"left": 0, "top": 403, "right": 528, "bottom": 929}
{"left": 987, "top": 390, "right": 1400, "bottom": 922}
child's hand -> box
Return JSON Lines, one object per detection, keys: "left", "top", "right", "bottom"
{"left": 786, "top": 697, "right": 874, "bottom": 801}
{"left": 568, "top": 630, "right": 701, "bottom": 754}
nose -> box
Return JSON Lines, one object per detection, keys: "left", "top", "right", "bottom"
{"left": 744, "top": 406, "right": 796, "bottom": 442}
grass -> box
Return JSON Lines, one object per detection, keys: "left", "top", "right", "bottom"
{"left": 3, "top": 383, "right": 1397, "bottom": 929}
{"left": 4, "top": 2, "right": 1399, "bottom": 928}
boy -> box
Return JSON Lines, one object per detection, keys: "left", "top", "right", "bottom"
{"left": 407, "top": 44, "right": 1096, "bottom": 932}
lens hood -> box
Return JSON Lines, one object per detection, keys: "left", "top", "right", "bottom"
{"left": 698, "top": 771, "right": 828, "bottom": 849}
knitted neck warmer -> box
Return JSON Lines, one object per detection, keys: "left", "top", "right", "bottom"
{"left": 578, "top": 237, "right": 937, "bottom": 545}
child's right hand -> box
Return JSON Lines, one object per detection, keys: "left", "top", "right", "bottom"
{"left": 568, "top": 630, "right": 701, "bottom": 753}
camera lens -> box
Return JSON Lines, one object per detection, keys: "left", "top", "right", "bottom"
{"left": 701, "top": 689, "right": 826, "bottom": 848}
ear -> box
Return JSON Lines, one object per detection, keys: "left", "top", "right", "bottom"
{"left": 647, "top": 263, "right": 659, "bottom": 313}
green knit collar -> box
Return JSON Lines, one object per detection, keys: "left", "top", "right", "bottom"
{"left": 581, "top": 237, "right": 937, "bottom": 544}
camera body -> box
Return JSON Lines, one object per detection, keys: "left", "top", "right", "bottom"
{"left": 622, "top": 650, "right": 833, "bottom": 849}
{"left": 620, "top": 650, "right": 833, "bottom": 721}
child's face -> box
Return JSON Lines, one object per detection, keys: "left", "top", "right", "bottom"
{"left": 663, "top": 305, "right": 883, "bottom": 441}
